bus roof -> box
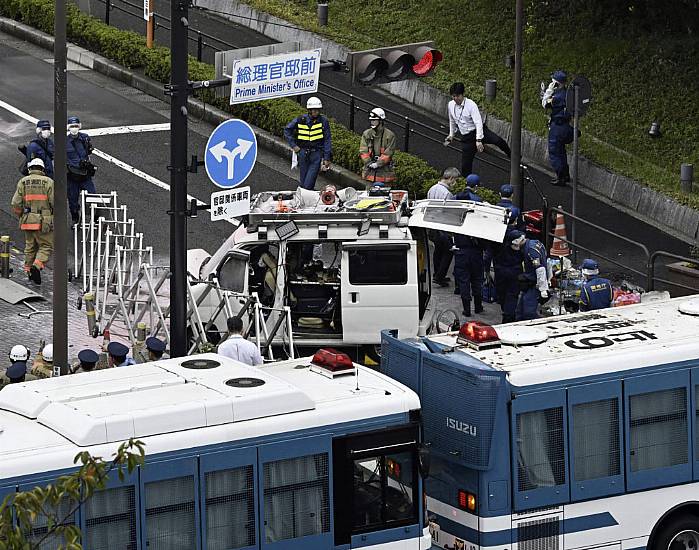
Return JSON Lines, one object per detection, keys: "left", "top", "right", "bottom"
{"left": 0, "top": 354, "right": 419, "bottom": 480}
{"left": 426, "top": 295, "right": 699, "bottom": 388}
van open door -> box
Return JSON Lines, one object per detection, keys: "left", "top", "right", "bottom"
{"left": 216, "top": 249, "right": 250, "bottom": 294}
{"left": 341, "top": 242, "right": 419, "bottom": 343}
{"left": 409, "top": 200, "right": 509, "bottom": 243}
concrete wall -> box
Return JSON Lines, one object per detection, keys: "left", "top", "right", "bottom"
{"left": 194, "top": 0, "right": 699, "bottom": 244}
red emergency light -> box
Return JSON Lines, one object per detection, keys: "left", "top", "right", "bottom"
{"left": 457, "top": 321, "right": 500, "bottom": 350}
{"left": 311, "top": 348, "right": 354, "bottom": 372}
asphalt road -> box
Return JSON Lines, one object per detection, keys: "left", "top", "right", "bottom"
{"left": 76, "top": 0, "right": 694, "bottom": 291}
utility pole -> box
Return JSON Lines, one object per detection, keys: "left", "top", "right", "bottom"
{"left": 510, "top": 0, "right": 524, "bottom": 209}
{"left": 168, "top": 0, "right": 189, "bottom": 357}
{"left": 54, "top": 0, "right": 69, "bottom": 374}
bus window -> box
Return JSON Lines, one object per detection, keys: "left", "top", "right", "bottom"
{"left": 263, "top": 453, "right": 330, "bottom": 543}
{"left": 144, "top": 476, "right": 197, "bottom": 549}
{"left": 84, "top": 485, "right": 138, "bottom": 549}
{"left": 516, "top": 407, "right": 566, "bottom": 492}
{"left": 205, "top": 466, "right": 255, "bottom": 549}
{"left": 26, "top": 497, "right": 76, "bottom": 547}
{"left": 573, "top": 399, "right": 621, "bottom": 481}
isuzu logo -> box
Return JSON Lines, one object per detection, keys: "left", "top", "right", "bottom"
{"left": 446, "top": 417, "right": 477, "bottom": 437}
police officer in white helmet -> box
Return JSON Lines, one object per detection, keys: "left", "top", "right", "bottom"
{"left": 4, "top": 344, "right": 30, "bottom": 386}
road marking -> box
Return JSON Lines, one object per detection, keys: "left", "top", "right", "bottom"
{"left": 0, "top": 99, "right": 238, "bottom": 226}
{"left": 84, "top": 123, "right": 170, "bottom": 136}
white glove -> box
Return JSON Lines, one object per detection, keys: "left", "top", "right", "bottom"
{"left": 541, "top": 81, "right": 556, "bottom": 108}
{"left": 535, "top": 266, "right": 549, "bottom": 292}
{"left": 540, "top": 290, "right": 549, "bottom": 299}
{"left": 368, "top": 162, "right": 379, "bottom": 169}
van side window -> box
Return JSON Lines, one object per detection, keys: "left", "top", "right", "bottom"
{"left": 572, "top": 399, "right": 620, "bottom": 481}
{"left": 516, "top": 407, "right": 566, "bottom": 491}
{"left": 348, "top": 248, "right": 407, "bottom": 285}
{"left": 629, "top": 388, "right": 688, "bottom": 471}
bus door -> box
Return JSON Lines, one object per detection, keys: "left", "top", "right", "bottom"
{"left": 341, "top": 241, "right": 419, "bottom": 343}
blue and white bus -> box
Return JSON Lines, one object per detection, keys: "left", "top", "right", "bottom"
{"left": 0, "top": 351, "right": 432, "bottom": 549}
{"left": 381, "top": 296, "right": 699, "bottom": 550}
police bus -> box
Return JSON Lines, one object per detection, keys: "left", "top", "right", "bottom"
{"left": 0, "top": 351, "right": 431, "bottom": 549}
{"left": 380, "top": 295, "right": 699, "bottom": 550}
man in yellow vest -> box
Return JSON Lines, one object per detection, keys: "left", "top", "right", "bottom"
{"left": 11, "top": 158, "right": 54, "bottom": 285}
{"left": 284, "top": 97, "right": 332, "bottom": 190}
{"left": 359, "top": 107, "right": 396, "bottom": 186}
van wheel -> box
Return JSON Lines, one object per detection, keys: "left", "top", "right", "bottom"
{"left": 653, "top": 516, "right": 699, "bottom": 550}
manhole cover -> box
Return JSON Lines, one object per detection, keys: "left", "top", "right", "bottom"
{"left": 226, "top": 377, "right": 266, "bottom": 388}
{"left": 180, "top": 359, "right": 221, "bottom": 370}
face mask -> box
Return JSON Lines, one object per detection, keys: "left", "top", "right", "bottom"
{"left": 68, "top": 127, "right": 79, "bottom": 136}
{"left": 40, "top": 130, "right": 51, "bottom": 139}
{"left": 370, "top": 120, "right": 379, "bottom": 128}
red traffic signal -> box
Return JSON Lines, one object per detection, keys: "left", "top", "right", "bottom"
{"left": 347, "top": 41, "right": 443, "bottom": 85}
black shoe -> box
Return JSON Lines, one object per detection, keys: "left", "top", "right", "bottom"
{"left": 453, "top": 286, "right": 460, "bottom": 295}
{"left": 432, "top": 278, "right": 449, "bottom": 287}
{"left": 462, "top": 310, "right": 471, "bottom": 317}
{"left": 29, "top": 265, "right": 41, "bottom": 285}
{"left": 475, "top": 305, "right": 484, "bottom": 314}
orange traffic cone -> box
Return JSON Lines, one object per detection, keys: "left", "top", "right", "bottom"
{"left": 549, "top": 213, "right": 570, "bottom": 257}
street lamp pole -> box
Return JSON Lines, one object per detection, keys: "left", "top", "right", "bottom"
{"left": 510, "top": 0, "right": 524, "bottom": 209}
{"left": 169, "top": 0, "right": 189, "bottom": 357}
{"left": 54, "top": 0, "right": 69, "bottom": 374}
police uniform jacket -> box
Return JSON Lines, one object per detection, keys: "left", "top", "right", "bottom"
{"left": 26, "top": 137, "right": 55, "bottom": 178}
{"left": 521, "top": 239, "right": 547, "bottom": 282}
{"left": 66, "top": 132, "right": 94, "bottom": 179}
{"left": 284, "top": 114, "right": 332, "bottom": 159}
{"left": 580, "top": 276, "right": 613, "bottom": 311}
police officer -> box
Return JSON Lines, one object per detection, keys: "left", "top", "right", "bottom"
{"left": 284, "top": 97, "right": 332, "bottom": 190}
{"left": 5, "top": 361, "right": 27, "bottom": 384}
{"left": 542, "top": 70, "right": 574, "bottom": 186}
{"left": 485, "top": 230, "right": 524, "bottom": 323}
{"left": 359, "top": 107, "right": 396, "bottom": 186}
{"left": 145, "top": 336, "right": 166, "bottom": 361}
{"left": 454, "top": 174, "right": 483, "bottom": 202}
{"left": 497, "top": 184, "right": 523, "bottom": 229}
{"left": 452, "top": 233, "right": 484, "bottom": 318}
{"left": 71, "top": 349, "right": 99, "bottom": 374}
{"left": 11, "top": 158, "right": 54, "bottom": 285}
{"left": 579, "top": 259, "right": 613, "bottom": 311}
{"left": 26, "top": 120, "right": 55, "bottom": 178}
{"left": 512, "top": 231, "right": 550, "bottom": 320}
{"left": 66, "top": 116, "right": 97, "bottom": 226}
{"left": 108, "top": 342, "right": 136, "bottom": 367}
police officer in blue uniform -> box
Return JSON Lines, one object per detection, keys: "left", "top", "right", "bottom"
{"left": 66, "top": 116, "right": 97, "bottom": 225}
{"left": 512, "top": 231, "right": 550, "bottom": 320}
{"left": 284, "top": 97, "right": 332, "bottom": 190}
{"left": 72, "top": 349, "right": 99, "bottom": 373}
{"left": 579, "top": 258, "right": 613, "bottom": 311}
{"left": 26, "top": 120, "right": 55, "bottom": 178}
{"left": 496, "top": 184, "right": 523, "bottom": 229}
{"left": 453, "top": 233, "right": 484, "bottom": 318}
{"left": 541, "top": 70, "right": 574, "bottom": 186}
{"left": 6, "top": 360, "right": 27, "bottom": 384}
{"left": 108, "top": 342, "right": 136, "bottom": 367}
{"left": 485, "top": 230, "right": 524, "bottom": 323}
{"left": 454, "top": 173, "right": 483, "bottom": 202}
{"left": 146, "top": 336, "right": 167, "bottom": 361}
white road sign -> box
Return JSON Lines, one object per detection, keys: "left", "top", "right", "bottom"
{"left": 143, "top": 0, "right": 151, "bottom": 20}
{"left": 230, "top": 48, "right": 321, "bottom": 105}
{"left": 210, "top": 186, "right": 251, "bottom": 221}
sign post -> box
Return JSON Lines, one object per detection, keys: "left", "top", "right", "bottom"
{"left": 144, "top": 0, "right": 153, "bottom": 48}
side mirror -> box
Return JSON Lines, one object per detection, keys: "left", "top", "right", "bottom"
{"left": 418, "top": 443, "right": 431, "bottom": 479}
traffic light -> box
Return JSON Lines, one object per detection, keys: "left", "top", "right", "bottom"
{"left": 347, "top": 41, "right": 443, "bottom": 85}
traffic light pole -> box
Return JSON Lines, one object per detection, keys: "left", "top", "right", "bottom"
{"left": 54, "top": 0, "right": 69, "bottom": 374}
{"left": 510, "top": 0, "right": 524, "bottom": 209}
{"left": 169, "top": 0, "right": 189, "bottom": 358}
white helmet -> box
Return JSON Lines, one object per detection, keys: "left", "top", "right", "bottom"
{"left": 9, "top": 344, "right": 29, "bottom": 362}
{"left": 43, "top": 344, "right": 53, "bottom": 363}
{"left": 369, "top": 107, "right": 386, "bottom": 120}
{"left": 306, "top": 96, "right": 323, "bottom": 110}
{"left": 27, "top": 158, "right": 45, "bottom": 170}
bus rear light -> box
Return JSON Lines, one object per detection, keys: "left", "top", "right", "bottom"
{"left": 457, "top": 321, "right": 500, "bottom": 350}
{"left": 457, "top": 489, "right": 476, "bottom": 512}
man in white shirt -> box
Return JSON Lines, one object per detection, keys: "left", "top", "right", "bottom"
{"left": 444, "top": 82, "right": 510, "bottom": 177}
{"left": 217, "top": 317, "right": 263, "bottom": 366}
{"left": 426, "top": 167, "right": 459, "bottom": 286}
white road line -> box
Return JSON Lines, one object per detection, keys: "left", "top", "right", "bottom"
{"left": 84, "top": 123, "right": 170, "bottom": 136}
{"left": 0, "top": 99, "right": 237, "bottom": 226}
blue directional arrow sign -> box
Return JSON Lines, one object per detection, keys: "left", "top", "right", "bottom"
{"left": 204, "top": 119, "right": 257, "bottom": 188}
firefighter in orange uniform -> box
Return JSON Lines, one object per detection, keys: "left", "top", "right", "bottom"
{"left": 359, "top": 107, "right": 396, "bottom": 186}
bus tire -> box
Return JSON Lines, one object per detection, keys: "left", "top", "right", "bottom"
{"left": 653, "top": 514, "right": 699, "bottom": 550}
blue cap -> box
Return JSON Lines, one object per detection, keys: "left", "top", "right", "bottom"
{"left": 146, "top": 337, "right": 166, "bottom": 353}
{"left": 7, "top": 361, "right": 27, "bottom": 380}
{"left": 552, "top": 70, "right": 567, "bottom": 83}
{"left": 78, "top": 349, "right": 99, "bottom": 365}
{"left": 508, "top": 229, "right": 525, "bottom": 242}
{"left": 465, "top": 174, "right": 480, "bottom": 187}
{"left": 500, "top": 184, "right": 513, "bottom": 197}
{"left": 107, "top": 342, "right": 129, "bottom": 358}
{"left": 36, "top": 120, "right": 51, "bottom": 129}
{"left": 67, "top": 116, "right": 80, "bottom": 125}
{"left": 581, "top": 258, "right": 599, "bottom": 275}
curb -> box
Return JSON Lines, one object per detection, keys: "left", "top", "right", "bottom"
{"left": 0, "top": 17, "right": 366, "bottom": 191}
{"left": 193, "top": 0, "right": 699, "bottom": 244}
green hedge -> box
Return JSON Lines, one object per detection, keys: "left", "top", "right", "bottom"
{"left": 0, "top": 0, "right": 488, "bottom": 200}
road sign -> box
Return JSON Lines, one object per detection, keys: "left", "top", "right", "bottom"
{"left": 229, "top": 48, "right": 322, "bottom": 105}
{"left": 210, "top": 186, "right": 251, "bottom": 221}
{"left": 143, "top": 0, "right": 151, "bottom": 20}
{"left": 204, "top": 119, "right": 257, "bottom": 189}
{"left": 566, "top": 75, "right": 592, "bottom": 116}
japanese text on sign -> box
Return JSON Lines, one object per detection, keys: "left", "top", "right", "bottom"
{"left": 143, "top": 0, "right": 151, "bottom": 20}
{"left": 230, "top": 49, "right": 321, "bottom": 105}
{"left": 210, "top": 186, "right": 251, "bottom": 221}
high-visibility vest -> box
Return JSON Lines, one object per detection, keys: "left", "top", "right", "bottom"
{"left": 296, "top": 119, "right": 324, "bottom": 143}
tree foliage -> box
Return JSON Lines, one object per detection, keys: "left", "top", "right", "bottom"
{"left": 0, "top": 439, "right": 146, "bottom": 549}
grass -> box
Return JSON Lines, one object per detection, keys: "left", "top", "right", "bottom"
{"left": 237, "top": 0, "right": 699, "bottom": 208}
